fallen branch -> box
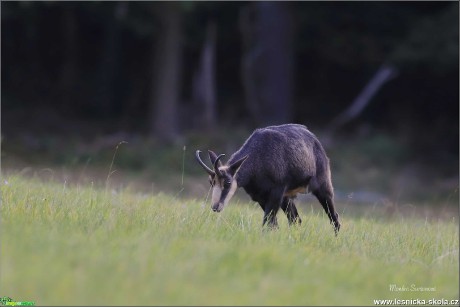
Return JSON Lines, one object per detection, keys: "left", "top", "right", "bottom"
{"left": 327, "top": 64, "right": 398, "bottom": 134}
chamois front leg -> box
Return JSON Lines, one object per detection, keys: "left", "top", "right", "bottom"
{"left": 262, "top": 187, "right": 284, "bottom": 229}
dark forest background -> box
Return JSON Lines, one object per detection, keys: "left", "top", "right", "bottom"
{"left": 1, "top": 1, "right": 458, "bottom": 205}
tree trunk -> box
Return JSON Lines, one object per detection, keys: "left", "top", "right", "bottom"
{"left": 150, "top": 2, "right": 183, "bottom": 142}
{"left": 240, "top": 2, "right": 294, "bottom": 126}
{"left": 239, "top": 5, "right": 262, "bottom": 125}
{"left": 94, "top": 2, "right": 126, "bottom": 117}
{"left": 60, "top": 6, "right": 78, "bottom": 113}
{"left": 192, "top": 21, "right": 217, "bottom": 131}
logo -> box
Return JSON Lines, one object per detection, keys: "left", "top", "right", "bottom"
{"left": 0, "top": 297, "right": 35, "bottom": 306}
{"left": 0, "top": 298, "right": 12, "bottom": 306}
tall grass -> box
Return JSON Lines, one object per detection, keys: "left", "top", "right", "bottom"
{"left": 1, "top": 175, "right": 458, "bottom": 305}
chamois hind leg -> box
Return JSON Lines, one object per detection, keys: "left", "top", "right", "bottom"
{"left": 311, "top": 182, "right": 341, "bottom": 234}
{"left": 281, "top": 197, "right": 301, "bottom": 225}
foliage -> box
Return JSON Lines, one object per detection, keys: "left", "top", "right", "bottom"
{"left": 1, "top": 176, "right": 458, "bottom": 305}
{"left": 391, "top": 2, "right": 459, "bottom": 71}
{"left": 1, "top": 2, "right": 458, "bottom": 139}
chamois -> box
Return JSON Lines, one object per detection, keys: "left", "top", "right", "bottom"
{"left": 195, "top": 124, "right": 340, "bottom": 234}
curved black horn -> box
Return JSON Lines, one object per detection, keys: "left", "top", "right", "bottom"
{"left": 195, "top": 150, "right": 215, "bottom": 176}
{"left": 214, "top": 154, "right": 225, "bottom": 176}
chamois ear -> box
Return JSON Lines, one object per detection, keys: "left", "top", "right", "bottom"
{"left": 229, "top": 155, "right": 249, "bottom": 176}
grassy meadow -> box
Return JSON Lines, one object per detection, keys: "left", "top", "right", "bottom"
{"left": 1, "top": 175, "right": 459, "bottom": 306}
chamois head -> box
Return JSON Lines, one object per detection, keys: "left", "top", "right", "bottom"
{"left": 195, "top": 150, "right": 248, "bottom": 212}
